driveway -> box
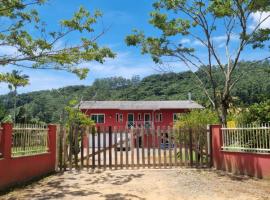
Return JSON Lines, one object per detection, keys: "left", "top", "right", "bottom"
{"left": 2, "top": 168, "right": 270, "bottom": 200}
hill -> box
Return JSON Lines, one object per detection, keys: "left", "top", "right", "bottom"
{"left": 0, "top": 61, "right": 269, "bottom": 123}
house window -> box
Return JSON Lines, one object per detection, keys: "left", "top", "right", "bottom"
{"left": 119, "top": 114, "right": 123, "bottom": 122}
{"left": 116, "top": 113, "right": 119, "bottom": 122}
{"left": 173, "top": 113, "right": 181, "bottom": 122}
{"left": 91, "top": 114, "right": 105, "bottom": 123}
{"left": 138, "top": 113, "right": 142, "bottom": 121}
{"left": 116, "top": 113, "right": 123, "bottom": 122}
{"left": 155, "top": 113, "right": 162, "bottom": 122}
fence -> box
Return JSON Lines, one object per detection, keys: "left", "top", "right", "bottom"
{"left": 212, "top": 125, "right": 270, "bottom": 178}
{"left": 58, "top": 125, "right": 211, "bottom": 170}
{"left": 0, "top": 123, "right": 56, "bottom": 191}
{"left": 12, "top": 124, "right": 49, "bottom": 157}
{"left": 221, "top": 124, "right": 270, "bottom": 154}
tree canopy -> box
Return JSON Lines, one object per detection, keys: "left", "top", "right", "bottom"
{"left": 126, "top": 0, "right": 270, "bottom": 124}
{"left": 0, "top": 0, "right": 115, "bottom": 80}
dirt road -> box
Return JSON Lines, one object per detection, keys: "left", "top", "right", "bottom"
{"left": 2, "top": 168, "right": 270, "bottom": 200}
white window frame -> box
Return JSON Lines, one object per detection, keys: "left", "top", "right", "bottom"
{"left": 91, "top": 113, "right": 105, "bottom": 124}
{"left": 116, "top": 113, "right": 119, "bottom": 122}
{"left": 155, "top": 113, "right": 163, "bottom": 122}
{"left": 127, "top": 113, "right": 134, "bottom": 122}
{"left": 144, "top": 113, "right": 151, "bottom": 122}
{"left": 119, "top": 113, "right": 123, "bottom": 122}
{"left": 173, "top": 113, "right": 181, "bottom": 122}
{"left": 138, "top": 113, "right": 142, "bottom": 121}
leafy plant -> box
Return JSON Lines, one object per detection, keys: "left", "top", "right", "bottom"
{"left": 175, "top": 109, "right": 219, "bottom": 128}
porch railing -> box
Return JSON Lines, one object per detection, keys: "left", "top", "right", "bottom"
{"left": 12, "top": 124, "right": 49, "bottom": 157}
{"left": 221, "top": 124, "right": 270, "bottom": 153}
{"left": 126, "top": 121, "right": 154, "bottom": 128}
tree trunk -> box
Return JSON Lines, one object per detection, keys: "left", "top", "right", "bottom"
{"left": 14, "top": 88, "right": 17, "bottom": 124}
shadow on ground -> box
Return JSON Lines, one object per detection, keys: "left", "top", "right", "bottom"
{"left": 4, "top": 171, "right": 145, "bottom": 200}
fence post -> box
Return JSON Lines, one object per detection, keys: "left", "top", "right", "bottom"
{"left": 48, "top": 124, "right": 57, "bottom": 170}
{"left": 1, "top": 123, "right": 12, "bottom": 159}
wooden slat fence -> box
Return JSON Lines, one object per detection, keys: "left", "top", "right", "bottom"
{"left": 57, "top": 125, "right": 211, "bottom": 171}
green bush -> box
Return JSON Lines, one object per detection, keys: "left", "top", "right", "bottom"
{"left": 175, "top": 109, "right": 219, "bottom": 128}
{"left": 235, "top": 100, "right": 270, "bottom": 125}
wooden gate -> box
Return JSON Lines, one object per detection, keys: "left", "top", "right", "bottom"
{"left": 57, "top": 125, "right": 212, "bottom": 170}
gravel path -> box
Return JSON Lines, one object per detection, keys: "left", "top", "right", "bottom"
{"left": 1, "top": 168, "right": 270, "bottom": 200}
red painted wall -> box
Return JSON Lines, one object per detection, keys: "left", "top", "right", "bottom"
{"left": 82, "top": 108, "right": 188, "bottom": 128}
{"left": 0, "top": 124, "right": 56, "bottom": 191}
{"left": 211, "top": 125, "right": 270, "bottom": 179}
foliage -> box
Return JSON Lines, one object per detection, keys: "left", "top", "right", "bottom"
{"left": 0, "top": 0, "right": 115, "bottom": 80}
{"left": 65, "top": 99, "right": 94, "bottom": 127}
{"left": 235, "top": 100, "right": 270, "bottom": 124}
{"left": 175, "top": 109, "right": 219, "bottom": 128}
{"left": 126, "top": 0, "right": 270, "bottom": 124}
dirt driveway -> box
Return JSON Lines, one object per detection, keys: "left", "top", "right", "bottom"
{"left": 1, "top": 168, "right": 270, "bottom": 200}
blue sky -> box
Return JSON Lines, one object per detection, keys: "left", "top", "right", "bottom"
{"left": 0, "top": 0, "right": 269, "bottom": 95}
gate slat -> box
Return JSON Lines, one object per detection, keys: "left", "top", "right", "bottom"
{"left": 189, "top": 127, "right": 193, "bottom": 167}
{"left": 103, "top": 127, "right": 106, "bottom": 170}
{"left": 125, "top": 129, "right": 129, "bottom": 169}
{"left": 80, "top": 127, "right": 84, "bottom": 168}
{"left": 147, "top": 128, "right": 150, "bottom": 168}
{"left": 86, "top": 127, "right": 90, "bottom": 169}
{"left": 131, "top": 128, "right": 134, "bottom": 169}
{"left": 141, "top": 127, "right": 145, "bottom": 168}
{"left": 114, "top": 127, "right": 118, "bottom": 170}
{"left": 91, "top": 126, "right": 96, "bottom": 169}
{"left": 63, "top": 127, "right": 67, "bottom": 171}
{"left": 152, "top": 127, "right": 156, "bottom": 168}
{"left": 97, "top": 127, "right": 101, "bottom": 168}
{"left": 136, "top": 128, "right": 140, "bottom": 168}
{"left": 185, "top": 128, "right": 188, "bottom": 166}
{"left": 179, "top": 128, "right": 183, "bottom": 166}
{"left": 163, "top": 127, "right": 167, "bottom": 168}
{"left": 168, "top": 126, "right": 172, "bottom": 168}
{"left": 158, "top": 126, "right": 161, "bottom": 168}
{"left": 173, "top": 128, "right": 177, "bottom": 167}
{"left": 120, "top": 128, "right": 123, "bottom": 169}
{"left": 109, "top": 126, "right": 112, "bottom": 169}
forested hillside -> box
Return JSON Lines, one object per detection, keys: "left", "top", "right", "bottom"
{"left": 0, "top": 61, "right": 269, "bottom": 123}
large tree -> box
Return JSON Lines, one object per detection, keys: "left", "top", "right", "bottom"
{"left": 126, "top": 0, "right": 270, "bottom": 124}
{"left": 0, "top": 0, "right": 115, "bottom": 80}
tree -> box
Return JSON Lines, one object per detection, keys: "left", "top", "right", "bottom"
{"left": 1, "top": 70, "right": 29, "bottom": 123}
{"left": 0, "top": 0, "right": 115, "bottom": 80}
{"left": 126, "top": 0, "right": 270, "bottom": 124}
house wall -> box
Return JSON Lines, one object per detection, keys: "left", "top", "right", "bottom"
{"left": 0, "top": 123, "right": 56, "bottom": 191}
{"left": 82, "top": 108, "right": 188, "bottom": 128}
{"left": 211, "top": 125, "right": 270, "bottom": 179}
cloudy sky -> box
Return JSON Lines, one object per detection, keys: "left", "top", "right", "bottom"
{"left": 0, "top": 0, "right": 269, "bottom": 94}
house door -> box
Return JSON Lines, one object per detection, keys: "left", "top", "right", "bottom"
{"left": 127, "top": 113, "right": 134, "bottom": 128}
{"left": 144, "top": 113, "right": 151, "bottom": 128}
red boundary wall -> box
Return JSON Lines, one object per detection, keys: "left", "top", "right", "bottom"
{"left": 211, "top": 125, "right": 270, "bottom": 179}
{"left": 0, "top": 123, "right": 56, "bottom": 191}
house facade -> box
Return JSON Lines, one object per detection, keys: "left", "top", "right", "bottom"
{"left": 80, "top": 101, "right": 204, "bottom": 128}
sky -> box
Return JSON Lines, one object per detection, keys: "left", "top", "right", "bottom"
{"left": 0, "top": 0, "right": 269, "bottom": 95}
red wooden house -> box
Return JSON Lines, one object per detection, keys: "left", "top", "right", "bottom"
{"left": 80, "top": 100, "right": 203, "bottom": 148}
{"left": 80, "top": 100, "right": 203, "bottom": 128}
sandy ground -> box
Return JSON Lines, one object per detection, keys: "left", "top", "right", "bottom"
{"left": 1, "top": 168, "right": 270, "bottom": 200}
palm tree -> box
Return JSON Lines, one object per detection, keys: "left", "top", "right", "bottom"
{"left": 6, "top": 70, "right": 29, "bottom": 123}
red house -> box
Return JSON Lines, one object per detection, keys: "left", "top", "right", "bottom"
{"left": 80, "top": 100, "right": 203, "bottom": 128}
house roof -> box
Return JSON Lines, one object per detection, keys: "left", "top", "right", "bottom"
{"left": 79, "top": 100, "right": 204, "bottom": 110}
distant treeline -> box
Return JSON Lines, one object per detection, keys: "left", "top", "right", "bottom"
{"left": 0, "top": 61, "right": 269, "bottom": 123}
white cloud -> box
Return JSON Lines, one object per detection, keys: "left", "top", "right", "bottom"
{"left": 180, "top": 38, "right": 191, "bottom": 44}
{"left": 250, "top": 12, "right": 270, "bottom": 30}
